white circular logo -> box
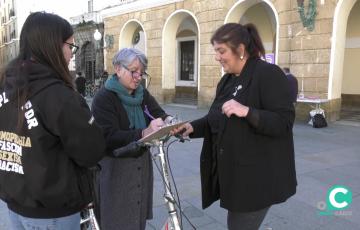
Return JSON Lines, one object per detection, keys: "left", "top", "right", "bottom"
{"left": 327, "top": 186, "right": 352, "bottom": 210}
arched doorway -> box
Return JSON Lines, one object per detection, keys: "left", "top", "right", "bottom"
{"left": 80, "top": 41, "right": 96, "bottom": 83}
{"left": 329, "top": 0, "right": 360, "bottom": 121}
{"left": 119, "top": 19, "right": 147, "bottom": 54}
{"left": 225, "top": 0, "right": 279, "bottom": 64}
{"left": 119, "top": 19, "right": 147, "bottom": 87}
{"left": 341, "top": 0, "right": 360, "bottom": 120}
{"left": 162, "top": 10, "right": 200, "bottom": 105}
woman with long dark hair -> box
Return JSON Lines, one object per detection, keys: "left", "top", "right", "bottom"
{"left": 173, "top": 23, "right": 297, "bottom": 229}
{"left": 0, "top": 12, "right": 105, "bottom": 229}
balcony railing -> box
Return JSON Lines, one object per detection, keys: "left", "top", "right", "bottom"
{"left": 119, "top": 0, "right": 137, "bottom": 4}
{"left": 70, "top": 11, "right": 102, "bottom": 25}
{"left": 10, "top": 30, "right": 16, "bottom": 40}
{"left": 101, "top": 0, "right": 182, "bottom": 18}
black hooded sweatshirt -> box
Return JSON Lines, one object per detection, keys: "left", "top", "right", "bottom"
{"left": 0, "top": 61, "right": 105, "bottom": 218}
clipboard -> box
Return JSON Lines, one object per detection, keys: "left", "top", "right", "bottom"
{"left": 139, "top": 121, "right": 188, "bottom": 143}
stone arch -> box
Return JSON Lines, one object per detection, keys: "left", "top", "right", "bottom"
{"left": 162, "top": 9, "right": 200, "bottom": 101}
{"left": 80, "top": 41, "right": 96, "bottom": 83}
{"left": 119, "top": 19, "right": 147, "bottom": 55}
{"left": 225, "top": 0, "right": 279, "bottom": 64}
{"left": 329, "top": 0, "right": 359, "bottom": 102}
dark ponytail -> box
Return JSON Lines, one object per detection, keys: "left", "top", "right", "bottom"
{"left": 211, "top": 23, "right": 265, "bottom": 59}
{"left": 244, "top": 23, "right": 265, "bottom": 59}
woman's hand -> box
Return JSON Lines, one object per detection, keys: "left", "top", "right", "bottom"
{"left": 171, "top": 122, "right": 194, "bottom": 137}
{"left": 222, "top": 99, "right": 249, "bottom": 118}
{"left": 142, "top": 118, "right": 165, "bottom": 137}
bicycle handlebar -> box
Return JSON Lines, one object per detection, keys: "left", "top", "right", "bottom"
{"left": 173, "top": 128, "right": 187, "bottom": 143}
{"left": 112, "top": 141, "right": 146, "bottom": 158}
{"left": 112, "top": 133, "right": 189, "bottom": 158}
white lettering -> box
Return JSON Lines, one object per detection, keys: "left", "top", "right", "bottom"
{"left": 22, "top": 101, "right": 38, "bottom": 130}
{"left": 0, "top": 160, "right": 24, "bottom": 174}
{"left": 0, "top": 141, "right": 22, "bottom": 155}
{"left": 18, "top": 165, "right": 23, "bottom": 174}
{"left": 329, "top": 187, "right": 349, "bottom": 209}
{"left": 23, "top": 100, "right": 32, "bottom": 110}
{"left": 6, "top": 161, "right": 13, "bottom": 171}
{"left": 24, "top": 109, "right": 34, "bottom": 119}
{"left": 27, "top": 118, "right": 38, "bottom": 130}
{"left": 0, "top": 91, "right": 9, "bottom": 107}
{"left": 0, "top": 160, "right": 5, "bottom": 170}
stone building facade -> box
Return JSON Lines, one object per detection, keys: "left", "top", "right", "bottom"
{"left": 99, "top": 0, "right": 360, "bottom": 121}
{"left": 70, "top": 10, "right": 105, "bottom": 84}
{"left": 0, "top": 0, "right": 17, "bottom": 66}
{"left": 72, "top": 21, "right": 104, "bottom": 83}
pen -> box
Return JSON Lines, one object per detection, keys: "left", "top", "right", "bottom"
{"left": 144, "top": 105, "right": 156, "bottom": 120}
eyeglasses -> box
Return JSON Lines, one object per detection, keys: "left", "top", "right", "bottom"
{"left": 64, "top": 42, "right": 79, "bottom": 55}
{"left": 122, "top": 65, "right": 149, "bottom": 80}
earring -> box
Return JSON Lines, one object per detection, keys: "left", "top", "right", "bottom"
{"left": 240, "top": 55, "right": 244, "bottom": 60}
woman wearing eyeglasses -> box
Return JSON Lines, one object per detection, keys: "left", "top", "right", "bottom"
{"left": 91, "top": 48, "right": 173, "bottom": 230}
{"left": 0, "top": 12, "right": 106, "bottom": 229}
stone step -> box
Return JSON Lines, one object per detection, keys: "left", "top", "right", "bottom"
{"left": 340, "top": 106, "right": 360, "bottom": 122}
{"left": 173, "top": 97, "right": 197, "bottom": 106}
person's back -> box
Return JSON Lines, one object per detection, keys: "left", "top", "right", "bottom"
{"left": 283, "top": 67, "right": 298, "bottom": 103}
{"left": 75, "top": 73, "right": 86, "bottom": 96}
{"left": 0, "top": 12, "right": 105, "bottom": 230}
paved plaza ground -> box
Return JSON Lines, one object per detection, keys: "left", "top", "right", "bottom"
{"left": 1, "top": 104, "right": 359, "bottom": 230}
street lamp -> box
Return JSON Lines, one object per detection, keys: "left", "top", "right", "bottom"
{"left": 93, "top": 29, "right": 102, "bottom": 41}
{"left": 93, "top": 29, "right": 104, "bottom": 88}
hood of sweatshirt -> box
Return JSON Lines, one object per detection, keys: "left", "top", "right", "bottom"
{"left": 3, "top": 60, "right": 64, "bottom": 100}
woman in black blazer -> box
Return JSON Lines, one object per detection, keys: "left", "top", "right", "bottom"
{"left": 173, "top": 23, "right": 297, "bottom": 229}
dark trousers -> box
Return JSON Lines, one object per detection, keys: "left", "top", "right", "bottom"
{"left": 227, "top": 207, "right": 270, "bottom": 230}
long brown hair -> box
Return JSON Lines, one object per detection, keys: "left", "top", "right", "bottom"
{"left": 0, "top": 12, "right": 75, "bottom": 131}
{"left": 210, "top": 23, "right": 265, "bottom": 59}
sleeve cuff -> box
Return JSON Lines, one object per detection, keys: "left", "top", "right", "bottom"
{"left": 245, "top": 107, "right": 260, "bottom": 128}
{"left": 136, "top": 129, "right": 143, "bottom": 140}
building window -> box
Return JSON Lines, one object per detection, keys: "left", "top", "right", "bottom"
{"left": 179, "top": 40, "right": 195, "bottom": 81}
{"left": 132, "top": 31, "right": 140, "bottom": 46}
{"left": 9, "top": 9, "right": 14, "bottom": 18}
{"left": 176, "top": 36, "right": 197, "bottom": 87}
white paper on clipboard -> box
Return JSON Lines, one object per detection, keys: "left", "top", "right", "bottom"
{"left": 139, "top": 121, "right": 189, "bottom": 143}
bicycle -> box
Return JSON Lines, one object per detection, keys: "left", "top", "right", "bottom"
{"left": 148, "top": 135, "right": 182, "bottom": 230}
{"left": 80, "top": 164, "right": 102, "bottom": 230}
{"left": 81, "top": 119, "right": 195, "bottom": 230}
{"left": 85, "top": 83, "right": 99, "bottom": 98}
{"left": 113, "top": 120, "right": 195, "bottom": 230}
{"left": 80, "top": 203, "right": 100, "bottom": 230}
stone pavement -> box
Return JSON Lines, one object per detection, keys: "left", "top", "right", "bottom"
{"left": 1, "top": 103, "right": 360, "bottom": 230}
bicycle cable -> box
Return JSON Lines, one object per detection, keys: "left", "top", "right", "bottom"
{"left": 166, "top": 139, "right": 196, "bottom": 229}
{"left": 151, "top": 137, "right": 196, "bottom": 230}
{"left": 166, "top": 139, "right": 183, "bottom": 228}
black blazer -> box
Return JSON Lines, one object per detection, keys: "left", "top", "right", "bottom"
{"left": 191, "top": 58, "right": 297, "bottom": 212}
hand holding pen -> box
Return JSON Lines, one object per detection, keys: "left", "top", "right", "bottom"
{"left": 142, "top": 105, "right": 165, "bottom": 137}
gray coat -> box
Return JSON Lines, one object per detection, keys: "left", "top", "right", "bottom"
{"left": 92, "top": 87, "right": 168, "bottom": 230}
